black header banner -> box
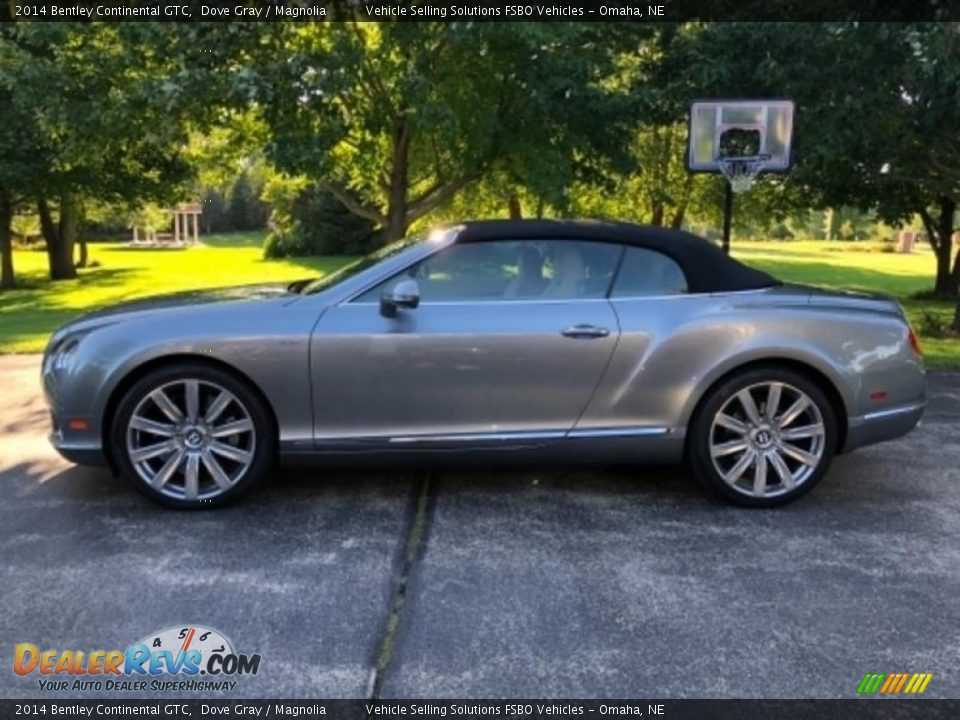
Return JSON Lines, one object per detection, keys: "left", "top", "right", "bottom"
{"left": 2, "top": 0, "right": 957, "bottom": 23}
{"left": 2, "top": 699, "right": 960, "bottom": 719}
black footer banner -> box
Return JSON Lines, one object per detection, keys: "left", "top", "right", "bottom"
{"left": 4, "top": 699, "right": 960, "bottom": 720}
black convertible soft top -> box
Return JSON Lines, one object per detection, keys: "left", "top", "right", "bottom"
{"left": 452, "top": 219, "right": 778, "bottom": 294}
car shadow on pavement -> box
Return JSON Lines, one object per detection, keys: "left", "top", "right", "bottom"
{"left": 0, "top": 458, "right": 420, "bottom": 512}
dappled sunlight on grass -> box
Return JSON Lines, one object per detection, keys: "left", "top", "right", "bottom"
{"left": 0, "top": 234, "right": 355, "bottom": 352}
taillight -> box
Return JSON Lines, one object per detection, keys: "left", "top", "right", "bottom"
{"left": 908, "top": 325, "right": 923, "bottom": 356}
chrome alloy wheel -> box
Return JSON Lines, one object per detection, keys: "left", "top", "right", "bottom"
{"left": 125, "top": 379, "right": 256, "bottom": 501}
{"left": 708, "top": 381, "right": 826, "bottom": 499}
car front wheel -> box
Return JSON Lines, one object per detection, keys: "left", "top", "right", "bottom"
{"left": 110, "top": 363, "right": 274, "bottom": 509}
{"left": 688, "top": 367, "right": 837, "bottom": 507}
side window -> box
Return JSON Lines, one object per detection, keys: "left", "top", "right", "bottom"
{"left": 611, "top": 247, "right": 688, "bottom": 297}
{"left": 353, "top": 240, "right": 622, "bottom": 303}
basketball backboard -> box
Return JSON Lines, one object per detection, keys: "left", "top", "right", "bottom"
{"left": 687, "top": 99, "right": 795, "bottom": 173}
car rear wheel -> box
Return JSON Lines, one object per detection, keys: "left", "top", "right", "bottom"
{"left": 688, "top": 367, "right": 837, "bottom": 507}
{"left": 110, "top": 363, "right": 274, "bottom": 509}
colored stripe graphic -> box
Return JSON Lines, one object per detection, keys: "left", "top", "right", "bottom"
{"left": 858, "top": 672, "right": 932, "bottom": 695}
{"left": 857, "top": 673, "right": 886, "bottom": 694}
{"left": 909, "top": 673, "right": 933, "bottom": 694}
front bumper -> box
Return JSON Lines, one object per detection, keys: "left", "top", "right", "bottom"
{"left": 44, "top": 368, "right": 108, "bottom": 468}
{"left": 844, "top": 402, "right": 925, "bottom": 453}
{"left": 49, "top": 432, "right": 109, "bottom": 467}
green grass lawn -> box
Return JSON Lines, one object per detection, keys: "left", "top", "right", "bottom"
{"left": 0, "top": 232, "right": 354, "bottom": 353}
{"left": 1, "top": 232, "right": 957, "bottom": 367}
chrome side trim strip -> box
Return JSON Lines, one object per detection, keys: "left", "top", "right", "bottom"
{"left": 567, "top": 427, "right": 670, "bottom": 439}
{"left": 348, "top": 298, "right": 614, "bottom": 308}
{"left": 388, "top": 430, "right": 566, "bottom": 444}
{"left": 387, "top": 426, "right": 671, "bottom": 444}
{"left": 862, "top": 403, "right": 925, "bottom": 422}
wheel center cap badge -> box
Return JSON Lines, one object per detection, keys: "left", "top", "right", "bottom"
{"left": 184, "top": 429, "right": 204, "bottom": 448}
{"left": 753, "top": 427, "right": 774, "bottom": 448}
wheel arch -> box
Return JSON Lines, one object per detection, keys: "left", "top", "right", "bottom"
{"left": 683, "top": 357, "right": 849, "bottom": 457}
{"left": 100, "top": 353, "right": 280, "bottom": 472}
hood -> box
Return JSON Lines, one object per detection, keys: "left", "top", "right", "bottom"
{"left": 80, "top": 282, "right": 299, "bottom": 320}
{"left": 48, "top": 282, "right": 305, "bottom": 346}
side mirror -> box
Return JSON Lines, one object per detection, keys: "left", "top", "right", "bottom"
{"left": 380, "top": 278, "right": 421, "bottom": 318}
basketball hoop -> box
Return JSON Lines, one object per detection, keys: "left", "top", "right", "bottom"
{"left": 718, "top": 154, "right": 770, "bottom": 193}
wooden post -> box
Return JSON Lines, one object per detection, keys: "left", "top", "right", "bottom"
{"left": 193, "top": 212, "right": 199, "bottom": 244}
{"left": 173, "top": 211, "right": 180, "bottom": 243}
{"left": 133, "top": 226, "right": 139, "bottom": 243}
{"left": 897, "top": 230, "right": 915, "bottom": 253}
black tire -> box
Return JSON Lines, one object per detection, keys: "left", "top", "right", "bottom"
{"left": 110, "top": 362, "right": 275, "bottom": 509}
{"left": 687, "top": 366, "right": 838, "bottom": 508}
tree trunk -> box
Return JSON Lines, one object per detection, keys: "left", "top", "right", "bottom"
{"left": 826, "top": 208, "right": 841, "bottom": 241}
{"left": 0, "top": 188, "right": 14, "bottom": 290}
{"left": 507, "top": 193, "right": 522, "bottom": 219}
{"left": 936, "top": 197, "right": 955, "bottom": 296}
{"left": 949, "top": 237, "right": 960, "bottom": 297}
{"left": 934, "top": 238, "right": 952, "bottom": 295}
{"left": 39, "top": 196, "right": 78, "bottom": 281}
{"left": 670, "top": 205, "right": 686, "bottom": 229}
{"left": 384, "top": 124, "right": 410, "bottom": 243}
{"left": 671, "top": 173, "right": 693, "bottom": 230}
{"left": 385, "top": 190, "right": 407, "bottom": 242}
{"left": 953, "top": 295, "right": 960, "bottom": 334}
{"left": 76, "top": 237, "right": 88, "bottom": 268}
{"left": 919, "top": 197, "right": 957, "bottom": 297}
{"left": 650, "top": 201, "right": 664, "bottom": 227}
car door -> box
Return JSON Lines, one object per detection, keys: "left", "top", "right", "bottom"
{"left": 309, "top": 239, "right": 623, "bottom": 447}
{"left": 574, "top": 245, "right": 695, "bottom": 434}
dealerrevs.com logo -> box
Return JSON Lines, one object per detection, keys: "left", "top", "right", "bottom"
{"left": 14, "top": 625, "right": 262, "bottom": 692}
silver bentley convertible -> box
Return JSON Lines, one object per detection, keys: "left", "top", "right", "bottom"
{"left": 42, "top": 220, "right": 925, "bottom": 508}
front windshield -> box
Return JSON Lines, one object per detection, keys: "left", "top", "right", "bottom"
{"left": 300, "top": 235, "right": 423, "bottom": 295}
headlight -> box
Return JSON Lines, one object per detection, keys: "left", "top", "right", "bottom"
{"left": 44, "top": 336, "right": 82, "bottom": 374}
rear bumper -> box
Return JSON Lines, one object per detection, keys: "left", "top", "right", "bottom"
{"left": 844, "top": 402, "right": 925, "bottom": 453}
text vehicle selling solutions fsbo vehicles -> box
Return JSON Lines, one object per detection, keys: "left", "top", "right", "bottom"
{"left": 42, "top": 220, "right": 925, "bottom": 509}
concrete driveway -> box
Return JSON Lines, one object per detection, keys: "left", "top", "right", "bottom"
{"left": 1, "top": 354, "right": 959, "bottom": 699}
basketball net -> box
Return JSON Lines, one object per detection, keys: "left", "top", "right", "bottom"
{"left": 718, "top": 154, "right": 770, "bottom": 193}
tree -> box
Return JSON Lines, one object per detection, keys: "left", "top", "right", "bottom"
{"left": 0, "top": 189, "right": 13, "bottom": 290}
{"left": 675, "top": 22, "right": 960, "bottom": 295}
{"left": 199, "top": 188, "right": 228, "bottom": 235}
{"left": 226, "top": 170, "right": 268, "bottom": 232}
{"left": 0, "top": 25, "right": 53, "bottom": 288}
{"left": 566, "top": 123, "right": 701, "bottom": 226}
{"left": 253, "top": 22, "right": 645, "bottom": 242}
{"left": 0, "top": 23, "right": 241, "bottom": 280}
{"left": 263, "top": 178, "right": 378, "bottom": 258}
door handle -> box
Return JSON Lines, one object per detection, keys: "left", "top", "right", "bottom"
{"left": 561, "top": 324, "right": 610, "bottom": 339}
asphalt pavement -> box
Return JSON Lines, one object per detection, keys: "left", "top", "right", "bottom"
{"left": 1, "top": 354, "right": 959, "bottom": 699}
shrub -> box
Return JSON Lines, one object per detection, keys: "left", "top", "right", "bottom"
{"left": 263, "top": 181, "right": 380, "bottom": 258}
{"left": 916, "top": 310, "right": 947, "bottom": 339}
{"left": 226, "top": 172, "right": 269, "bottom": 232}
{"left": 200, "top": 188, "right": 228, "bottom": 234}
{"left": 770, "top": 223, "right": 794, "bottom": 240}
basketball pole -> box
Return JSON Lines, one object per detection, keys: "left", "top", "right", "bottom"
{"left": 721, "top": 179, "right": 733, "bottom": 255}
